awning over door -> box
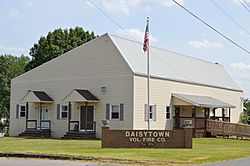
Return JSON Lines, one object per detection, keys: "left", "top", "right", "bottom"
{"left": 172, "top": 93, "right": 235, "bottom": 108}
{"left": 21, "top": 90, "right": 54, "bottom": 103}
{"left": 63, "top": 89, "right": 99, "bottom": 102}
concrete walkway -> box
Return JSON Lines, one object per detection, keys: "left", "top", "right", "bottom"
{"left": 0, "top": 157, "right": 121, "bottom": 166}
{"left": 204, "top": 157, "right": 250, "bottom": 166}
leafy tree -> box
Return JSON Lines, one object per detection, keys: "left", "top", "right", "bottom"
{"left": 239, "top": 99, "right": 250, "bottom": 124}
{"left": 25, "top": 27, "right": 96, "bottom": 71}
{"left": 0, "top": 55, "right": 30, "bottom": 124}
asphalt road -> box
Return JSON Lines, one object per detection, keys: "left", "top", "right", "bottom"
{"left": 0, "top": 158, "right": 121, "bottom": 166}
{"left": 204, "top": 157, "right": 250, "bottom": 166}
{"left": 1, "top": 157, "right": 250, "bottom": 166}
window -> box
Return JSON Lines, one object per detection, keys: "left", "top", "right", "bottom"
{"left": 111, "top": 105, "right": 120, "bottom": 119}
{"left": 61, "top": 105, "right": 68, "bottom": 119}
{"left": 20, "top": 106, "right": 26, "bottom": 118}
{"left": 144, "top": 104, "right": 156, "bottom": 121}
{"left": 149, "top": 105, "right": 153, "bottom": 120}
{"left": 166, "top": 106, "right": 170, "bottom": 119}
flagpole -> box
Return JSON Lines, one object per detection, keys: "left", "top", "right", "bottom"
{"left": 147, "top": 17, "right": 150, "bottom": 130}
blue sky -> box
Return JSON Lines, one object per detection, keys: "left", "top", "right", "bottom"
{"left": 1, "top": 0, "right": 250, "bottom": 97}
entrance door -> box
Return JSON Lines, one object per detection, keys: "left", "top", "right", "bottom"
{"left": 80, "top": 106, "right": 94, "bottom": 131}
{"left": 175, "top": 107, "right": 180, "bottom": 129}
{"left": 41, "top": 106, "right": 50, "bottom": 129}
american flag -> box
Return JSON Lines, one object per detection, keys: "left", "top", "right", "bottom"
{"left": 143, "top": 18, "right": 149, "bottom": 52}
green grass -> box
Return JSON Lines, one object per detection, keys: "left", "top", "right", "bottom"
{"left": 0, "top": 137, "right": 249, "bottom": 165}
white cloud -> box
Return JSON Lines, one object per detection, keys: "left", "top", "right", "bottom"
{"left": 188, "top": 40, "right": 224, "bottom": 50}
{"left": 231, "top": 62, "right": 250, "bottom": 74}
{"left": 116, "top": 28, "right": 159, "bottom": 43}
{"left": 0, "top": 44, "right": 27, "bottom": 55}
{"left": 25, "top": 0, "right": 36, "bottom": 10}
{"left": 8, "top": 8, "right": 20, "bottom": 18}
{"left": 100, "top": 0, "right": 184, "bottom": 15}
{"left": 153, "top": 0, "right": 184, "bottom": 7}
{"left": 102, "top": 0, "right": 141, "bottom": 15}
{"left": 229, "top": 62, "right": 250, "bottom": 97}
{"left": 230, "top": 62, "right": 250, "bottom": 84}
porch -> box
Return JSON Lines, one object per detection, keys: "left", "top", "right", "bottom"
{"left": 62, "top": 89, "right": 99, "bottom": 139}
{"left": 172, "top": 93, "right": 235, "bottom": 137}
{"left": 19, "top": 91, "right": 54, "bottom": 138}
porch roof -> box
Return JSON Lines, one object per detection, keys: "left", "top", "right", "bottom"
{"left": 172, "top": 93, "right": 235, "bottom": 108}
{"left": 63, "top": 89, "right": 99, "bottom": 102}
{"left": 21, "top": 90, "right": 53, "bottom": 103}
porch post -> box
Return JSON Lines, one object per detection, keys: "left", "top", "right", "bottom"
{"left": 213, "top": 108, "right": 216, "bottom": 120}
{"left": 228, "top": 108, "right": 231, "bottom": 122}
{"left": 222, "top": 108, "right": 225, "bottom": 121}
{"left": 26, "top": 102, "right": 29, "bottom": 130}
{"left": 204, "top": 108, "right": 209, "bottom": 130}
{"left": 192, "top": 106, "right": 196, "bottom": 138}
{"left": 85, "top": 101, "right": 88, "bottom": 131}
{"left": 68, "top": 101, "right": 71, "bottom": 132}
{"left": 40, "top": 102, "right": 42, "bottom": 130}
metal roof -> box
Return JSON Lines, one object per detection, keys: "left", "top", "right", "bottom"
{"left": 107, "top": 34, "right": 242, "bottom": 92}
{"left": 172, "top": 93, "right": 235, "bottom": 108}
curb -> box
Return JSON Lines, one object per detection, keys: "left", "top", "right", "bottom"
{"left": 0, "top": 153, "right": 98, "bottom": 161}
{"left": 0, "top": 152, "right": 155, "bottom": 165}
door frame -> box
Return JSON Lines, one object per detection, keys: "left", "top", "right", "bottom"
{"left": 38, "top": 105, "right": 51, "bottom": 129}
{"left": 79, "top": 105, "right": 95, "bottom": 132}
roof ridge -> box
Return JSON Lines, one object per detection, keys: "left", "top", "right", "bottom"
{"left": 107, "top": 33, "right": 223, "bottom": 66}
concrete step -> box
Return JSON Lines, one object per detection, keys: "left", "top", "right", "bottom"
{"left": 62, "top": 136, "right": 95, "bottom": 140}
{"left": 62, "top": 132, "right": 96, "bottom": 140}
{"left": 19, "top": 130, "right": 51, "bottom": 138}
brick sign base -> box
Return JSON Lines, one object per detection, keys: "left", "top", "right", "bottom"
{"left": 101, "top": 127, "right": 192, "bottom": 148}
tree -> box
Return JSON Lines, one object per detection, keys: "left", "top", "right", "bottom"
{"left": 0, "top": 55, "right": 30, "bottom": 123}
{"left": 25, "top": 27, "right": 96, "bottom": 71}
{"left": 239, "top": 99, "right": 250, "bottom": 124}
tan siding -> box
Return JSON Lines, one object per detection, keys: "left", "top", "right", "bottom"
{"left": 172, "top": 97, "right": 191, "bottom": 106}
{"left": 10, "top": 35, "right": 133, "bottom": 138}
{"left": 133, "top": 75, "right": 243, "bottom": 130}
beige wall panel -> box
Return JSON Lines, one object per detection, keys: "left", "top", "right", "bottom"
{"left": 133, "top": 75, "right": 243, "bottom": 130}
{"left": 10, "top": 35, "right": 133, "bottom": 138}
{"left": 11, "top": 73, "right": 133, "bottom": 139}
{"left": 172, "top": 97, "right": 192, "bottom": 106}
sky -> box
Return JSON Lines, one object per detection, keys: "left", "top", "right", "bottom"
{"left": 1, "top": 0, "right": 250, "bottom": 97}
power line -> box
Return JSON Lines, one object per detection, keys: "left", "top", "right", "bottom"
{"left": 87, "top": 0, "right": 193, "bottom": 82}
{"left": 87, "top": 0, "right": 138, "bottom": 42}
{"left": 209, "top": 0, "right": 250, "bottom": 36}
{"left": 87, "top": 0, "right": 250, "bottom": 79}
{"left": 171, "top": 0, "right": 250, "bottom": 55}
{"left": 243, "top": 0, "right": 250, "bottom": 8}
{"left": 88, "top": 0, "right": 250, "bottom": 56}
{"left": 240, "top": 0, "right": 250, "bottom": 12}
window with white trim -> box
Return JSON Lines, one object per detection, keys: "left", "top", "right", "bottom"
{"left": 166, "top": 106, "right": 170, "bottom": 119}
{"left": 61, "top": 105, "right": 68, "bottom": 119}
{"left": 20, "top": 105, "right": 26, "bottom": 118}
{"left": 111, "top": 105, "right": 120, "bottom": 119}
{"left": 149, "top": 105, "right": 153, "bottom": 120}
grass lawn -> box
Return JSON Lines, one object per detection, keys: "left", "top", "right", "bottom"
{"left": 0, "top": 137, "right": 249, "bottom": 165}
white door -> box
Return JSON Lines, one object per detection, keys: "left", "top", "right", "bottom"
{"left": 41, "top": 106, "right": 50, "bottom": 129}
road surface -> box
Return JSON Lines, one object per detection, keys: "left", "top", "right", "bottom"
{"left": 0, "top": 157, "right": 121, "bottom": 166}
{"left": 204, "top": 157, "right": 250, "bottom": 166}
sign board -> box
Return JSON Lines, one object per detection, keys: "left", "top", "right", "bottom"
{"left": 102, "top": 127, "right": 192, "bottom": 148}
